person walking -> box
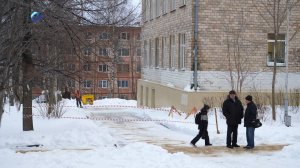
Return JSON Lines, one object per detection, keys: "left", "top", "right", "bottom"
{"left": 244, "top": 95, "right": 257, "bottom": 149}
{"left": 75, "top": 90, "right": 82, "bottom": 108}
{"left": 222, "top": 90, "right": 244, "bottom": 148}
{"left": 190, "top": 104, "right": 212, "bottom": 147}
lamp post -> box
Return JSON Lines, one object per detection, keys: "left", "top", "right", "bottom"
{"left": 284, "top": 0, "right": 291, "bottom": 127}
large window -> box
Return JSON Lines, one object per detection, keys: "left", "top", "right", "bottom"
{"left": 162, "top": 0, "right": 168, "bottom": 14}
{"left": 170, "top": 0, "right": 176, "bottom": 11}
{"left": 162, "top": 37, "right": 168, "bottom": 68}
{"left": 83, "top": 47, "right": 92, "bottom": 56}
{"left": 119, "top": 32, "right": 130, "bottom": 40}
{"left": 118, "top": 48, "right": 129, "bottom": 56}
{"left": 155, "top": 0, "right": 161, "bottom": 17}
{"left": 99, "top": 32, "right": 110, "bottom": 40}
{"left": 83, "top": 64, "right": 91, "bottom": 71}
{"left": 117, "top": 64, "right": 129, "bottom": 72}
{"left": 155, "top": 38, "right": 159, "bottom": 67}
{"left": 144, "top": 40, "right": 148, "bottom": 67}
{"left": 267, "top": 33, "right": 286, "bottom": 66}
{"left": 99, "top": 64, "right": 108, "bottom": 72}
{"left": 179, "top": 33, "right": 186, "bottom": 69}
{"left": 83, "top": 80, "right": 92, "bottom": 88}
{"left": 170, "top": 35, "right": 176, "bottom": 69}
{"left": 99, "top": 48, "right": 108, "bottom": 56}
{"left": 99, "top": 80, "right": 108, "bottom": 88}
{"left": 118, "top": 80, "right": 129, "bottom": 88}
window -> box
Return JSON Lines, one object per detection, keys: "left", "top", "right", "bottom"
{"left": 136, "top": 33, "right": 141, "bottom": 40}
{"left": 137, "top": 48, "right": 141, "bottom": 56}
{"left": 179, "top": 33, "right": 186, "bottom": 69}
{"left": 117, "top": 64, "right": 129, "bottom": 72}
{"left": 99, "top": 80, "right": 108, "bottom": 88}
{"left": 99, "top": 64, "right": 108, "bottom": 72}
{"left": 67, "top": 63, "right": 75, "bottom": 71}
{"left": 83, "top": 64, "right": 91, "bottom": 71}
{"left": 99, "top": 48, "right": 108, "bottom": 56}
{"left": 179, "top": 0, "right": 186, "bottom": 7}
{"left": 155, "top": 0, "right": 161, "bottom": 17}
{"left": 162, "top": 37, "right": 168, "bottom": 68}
{"left": 144, "top": 40, "right": 148, "bottom": 67}
{"left": 149, "top": 39, "right": 153, "bottom": 66}
{"left": 170, "top": 35, "right": 176, "bottom": 68}
{"left": 162, "top": 0, "right": 168, "bottom": 14}
{"left": 83, "top": 80, "right": 92, "bottom": 88}
{"left": 83, "top": 47, "right": 92, "bottom": 56}
{"left": 267, "top": 33, "right": 286, "bottom": 66}
{"left": 118, "top": 80, "right": 129, "bottom": 88}
{"left": 170, "top": 0, "right": 176, "bottom": 11}
{"left": 137, "top": 63, "right": 141, "bottom": 72}
{"left": 118, "top": 48, "right": 129, "bottom": 56}
{"left": 149, "top": 0, "right": 153, "bottom": 19}
{"left": 99, "top": 32, "right": 110, "bottom": 40}
{"left": 119, "top": 32, "right": 130, "bottom": 40}
{"left": 155, "top": 38, "right": 159, "bottom": 67}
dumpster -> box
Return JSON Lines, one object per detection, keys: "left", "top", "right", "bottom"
{"left": 82, "top": 94, "right": 94, "bottom": 105}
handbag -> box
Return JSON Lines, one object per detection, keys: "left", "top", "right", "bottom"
{"left": 252, "top": 119, "right": 262, "bottom": 128}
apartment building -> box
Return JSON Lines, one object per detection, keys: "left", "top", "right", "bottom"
{"left": 139, "top": 0, "right": 300, "bottom": 112}
{"left": 33, "top": 25, "right": 141, "bottom": 100}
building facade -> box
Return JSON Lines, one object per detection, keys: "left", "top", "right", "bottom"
{"left": 33, "top": 25, "right": 141, "bottom": 100}
{"left": 139, "top": 0, "right": 300, "bottom": 112}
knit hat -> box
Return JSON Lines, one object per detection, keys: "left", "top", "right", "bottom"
{"left": 203, "top": 104, "right": 210, "bottom": 110}
{"left": 229, "top": 90, "right": 236, "bottom": 94}
{"left": 245, "top": 95, "right": 252, "bottom": 101}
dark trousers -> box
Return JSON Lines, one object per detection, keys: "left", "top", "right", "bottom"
{"left": 76, "top": 99, "right": 82, "bottom": 107}
{"left": 246, "top": 127, "right": 255, "bottom": 147}
{"left": 226, "top": 124, "right": 238, "bottom": 146}
{"left": 191, "top": 129, "right": 210, "bottom": 145}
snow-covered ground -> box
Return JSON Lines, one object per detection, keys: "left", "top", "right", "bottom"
{"left": 0, "top": 98, "right": 300, "bottom": 168}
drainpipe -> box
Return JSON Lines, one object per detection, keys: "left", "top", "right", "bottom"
{"left": 193, "top": 0, "right": 199, "bottom": 91}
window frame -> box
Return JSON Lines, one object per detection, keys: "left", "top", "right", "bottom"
{"left": 267, "top": 33, "right": 286, "bottom": 67}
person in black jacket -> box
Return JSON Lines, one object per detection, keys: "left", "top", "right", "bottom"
{"left": 244, "top": 95, "right": 257, "bottom": 149}
{"left": 190, "top": 104, "right": 212, "bottom": 147}
{"left": 222, "top": 90, "right": 244, "bottom": 148}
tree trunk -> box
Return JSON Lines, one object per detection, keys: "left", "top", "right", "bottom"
{"left": 22, "top": 0, "right": 34, "bottom": 131}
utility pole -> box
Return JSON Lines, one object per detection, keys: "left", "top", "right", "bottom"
{"left": 284, "top": 0, "right": 291, "bottom": 127}
{"left": 193, "top": 0, "right": 199, "bottom": 91}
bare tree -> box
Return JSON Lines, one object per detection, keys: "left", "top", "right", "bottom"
{"left": 0, "top": 0, "right": 140, "bottom": 127}
{"left": 253, "top": 0, "right": 300, "bottom": 120}
{"left": 222, "top": 8, "right": 259, "bottom": 93}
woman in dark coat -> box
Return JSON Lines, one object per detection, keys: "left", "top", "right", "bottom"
{"left": 190, "top": 104, "right": 212, "bottom": 147}
{"left": 222, "top": 90, "right": 244, "bottom": 148}
{"left": 244, "top": 95, "right": 257, "bottom": 149}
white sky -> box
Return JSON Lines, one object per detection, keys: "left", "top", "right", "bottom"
{"left": 0, "top": 98, "right": 300, "bottom": 167}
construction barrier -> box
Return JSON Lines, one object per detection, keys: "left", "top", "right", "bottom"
{"left": 81, "top": 94, "right": 94, "bottom": 105}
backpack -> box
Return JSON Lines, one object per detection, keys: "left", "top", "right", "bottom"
{"left": 195, "top": 112, "right": 201, "bottom": 125}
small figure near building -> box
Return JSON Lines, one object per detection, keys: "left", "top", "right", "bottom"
{"left": 75, "top": 90, "right": 82, "bottom": 108}
{"left": 190, "top": 104, "right": 212, "bottom": 147}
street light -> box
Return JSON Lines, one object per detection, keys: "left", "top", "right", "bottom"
{"left": 284, "top": 0, "right": 291, "bottom": 127}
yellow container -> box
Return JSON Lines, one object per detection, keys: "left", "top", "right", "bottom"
{"left": 82, "top": 94, "right": 94, "bottom": 105}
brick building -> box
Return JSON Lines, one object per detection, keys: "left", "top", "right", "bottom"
{"left": 138, "top": 0, "right": 300, "bottom": 111}
{"left": 33, "top": 25, "right": 141, "bottom": 100}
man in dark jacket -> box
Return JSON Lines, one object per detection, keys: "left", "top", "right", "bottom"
{"left": 190, "top": 104, "right": 212, "bottom": 147}
{"left": 244, "top": 95, "right": 257, "bottom": 149}
{"left": 222, "top": 90, "right": 244, "bottom": 148}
